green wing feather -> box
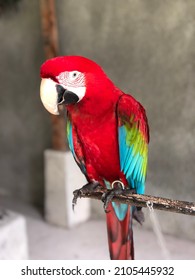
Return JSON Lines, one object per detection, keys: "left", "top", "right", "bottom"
{"left": 117, "top": 94, "right": 149, "bottom": 194}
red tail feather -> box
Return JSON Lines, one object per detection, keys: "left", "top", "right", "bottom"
{"left": 106, "top": 203, "right": 134, "bottom": 260}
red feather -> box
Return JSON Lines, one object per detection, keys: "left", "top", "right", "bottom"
{"left": 106, "top": 203, "right": 134, "bottom": 260}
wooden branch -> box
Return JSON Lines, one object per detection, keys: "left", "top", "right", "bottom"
{"left": 77, "top": 189, "right": 195, "bottom": 216}
{"left": 40, "top": 0, "right": 67, "bottom": 151}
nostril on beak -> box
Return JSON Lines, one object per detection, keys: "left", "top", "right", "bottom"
{"left": 56, "top": 84, "right": 65, "bottom": 104}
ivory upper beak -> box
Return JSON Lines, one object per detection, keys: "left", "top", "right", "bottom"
{"left": 40, "top": 78, "right": 59, "bottom": 115}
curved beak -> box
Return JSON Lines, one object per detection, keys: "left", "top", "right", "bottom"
{"left": 40, "top": 78, "right": 59, "bottom": 115}
{"left": 56, "top": 84, "right": 79, "bottom": 105}
{"left": 40, "top": 78, "right": 85, "bottom": 115}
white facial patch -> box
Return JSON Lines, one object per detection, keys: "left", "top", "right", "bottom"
{"left": 57, "top": 71, "right": 86, "bottom": 88}
{"left": 57, "top": 71, "right": 86, "bottom": 102}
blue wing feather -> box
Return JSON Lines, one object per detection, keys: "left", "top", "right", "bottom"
{"left": 112, "top": 95, "right": 149, "bottom": 220}
{"left": 117, "top": 95, "right": 149, "bottom": 196}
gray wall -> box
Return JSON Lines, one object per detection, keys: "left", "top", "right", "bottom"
{"left": 0, "top": 0, "right": 51, "bottom": 206}
{"left": 0, "top": 0, "right": 195, "bottom": 239}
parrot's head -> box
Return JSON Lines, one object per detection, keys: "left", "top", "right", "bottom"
{"left": 40, "top": 56, "right": 118, "bottom": 116}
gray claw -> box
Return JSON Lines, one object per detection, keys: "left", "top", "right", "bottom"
{"left": 101, "top": 184, "right": 136, "bottom": 213}
{"left": 72, "top": 181, "right": 100, "bottom": 210}
{"left": 72, "top": 189, "right": 81, "bottom": 211}
{"left": 133, "top": 207, "right": 145, "bottom": 225}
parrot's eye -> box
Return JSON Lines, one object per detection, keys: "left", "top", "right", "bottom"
{"left": 69, "top": 71, "right": 79, "bottom": 80}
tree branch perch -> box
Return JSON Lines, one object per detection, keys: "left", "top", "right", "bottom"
{"left": 75, "top": 188, "right": 195, "bottom": 216}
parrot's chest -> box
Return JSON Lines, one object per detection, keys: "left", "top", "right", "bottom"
{"left": 75, "top": 117, "right": 121, "bottom": 180}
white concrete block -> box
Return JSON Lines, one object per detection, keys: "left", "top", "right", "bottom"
{"left": 44, "top": 150, "right": 90, "bottom": 228}
{"left": 0, "top": 210, "right": 28, "bottom": 260}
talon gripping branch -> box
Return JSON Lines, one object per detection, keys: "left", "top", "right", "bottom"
{"left": 40, "top": 56, "right": 149, "bottom": 260}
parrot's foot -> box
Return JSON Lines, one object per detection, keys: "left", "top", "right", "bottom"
{"left": 72, "top": 181, "right": 101, "bottom": 210}
{"left": 133, "top": 207, "right": 145, "bottom": 225}
{"left": 101, "top": 182, "right": 136, "bottom": 213}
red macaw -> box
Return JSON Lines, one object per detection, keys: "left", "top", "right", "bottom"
{"left": 40, "top": 56, "right": 149, "bottom": 260}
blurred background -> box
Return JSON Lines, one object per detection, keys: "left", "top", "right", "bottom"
{"left": 0, "top": 0, "right": 195, "bottom": 259}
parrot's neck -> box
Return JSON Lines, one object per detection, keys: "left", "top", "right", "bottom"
{"left": 66, "top": 86, "right": 122, "bottom": 123}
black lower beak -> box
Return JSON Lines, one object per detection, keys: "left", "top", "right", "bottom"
{"left": 56, "top": 84, "right": 79, "bottom": 105}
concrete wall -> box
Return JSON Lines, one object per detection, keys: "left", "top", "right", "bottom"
{"left": 0, "top": 0, "right": 195, "bottom": 239}
{"left": 0, "top": 0, "right": 51, "bottom": 205}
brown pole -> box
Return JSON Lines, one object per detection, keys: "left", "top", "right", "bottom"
{"left": 40, "top": 0, "right": 67, "bottom": 151}
{"left": 73, "top": 188, "right": 195, "bottom": 216}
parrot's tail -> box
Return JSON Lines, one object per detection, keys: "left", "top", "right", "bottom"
{"left": 106, "top": 202, "right": 134, "bottom": 260}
